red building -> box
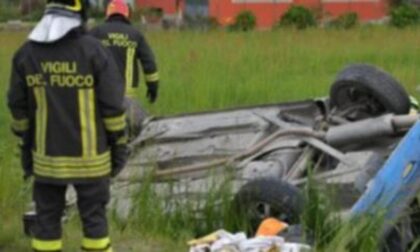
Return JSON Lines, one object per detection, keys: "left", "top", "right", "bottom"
{"left": 136, "top": 0, "right": 389, "bottom": 28}
{"left": 136, "top": 0, "right": 184, "bottom": 15}
{"left": 210, "top": 0, "right": 389, "bottom": 28}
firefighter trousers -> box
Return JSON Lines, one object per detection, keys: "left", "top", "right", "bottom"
{"left": 31, "top": 180, "right": 112, "bottom": 252}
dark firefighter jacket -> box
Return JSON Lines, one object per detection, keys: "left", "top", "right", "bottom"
{"left": 7, "top": 28, "right": 127, "bottom": 184}
{"left": 90, "top": 15, "right": 159, "bottom": 97}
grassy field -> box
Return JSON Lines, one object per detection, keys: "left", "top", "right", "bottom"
{"left": 0, "top": 27, "right": 420, "bottom": 251}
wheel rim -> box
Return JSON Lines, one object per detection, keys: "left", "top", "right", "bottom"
{"left": 248, "top": 201, "right": 291, "bottom": 225}
{"left": 335, "top": 86, "right": 387, "bottom": 120}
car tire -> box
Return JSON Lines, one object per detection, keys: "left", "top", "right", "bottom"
{"left": 330, "top": 64, "right": 410, "bottom": 119}
{"left": 231, "top": 178, "right": 303, "bottom": 234}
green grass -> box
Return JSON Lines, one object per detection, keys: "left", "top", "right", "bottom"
{"left": 0, "top": 27, "right": 420, "bottom": 251}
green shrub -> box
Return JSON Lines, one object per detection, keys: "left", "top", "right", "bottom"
{"left": 0, "top": 8, "right": 20, "bottom": 22}
{"left": 329, "top": 12, "right": 359, "bottom": 29}
{"left": 89, "top": 7, "right": 106, "bottom": 20}
{"left": 390, "top": 4, "right": 420, "bottom": 28}
{"left": 21, "top": 7, "right": 44, "bottom": 22}
{"left": 0, "top": 1, "right": 44, "bottom": 22}
{"left": 229, "top": 10, "right": 257, "bottom": 32}
{"left": 275, "top": 5, "right": 316, "bottom": 30}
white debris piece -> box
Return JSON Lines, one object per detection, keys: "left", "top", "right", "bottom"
{"left": 239, "top": 236, "right": 285, "bottom": 252}
{"left": 211, "top": 231, "right": 247, "bottom": 251}
{"left": 188, "top": 230, "right": 311, "bottom": 252}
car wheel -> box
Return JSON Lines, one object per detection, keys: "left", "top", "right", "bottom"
{"left": 330, "top": 64, "right": 410, "bottom": 120}
{"left": 231, "top": 178, "right": 303, "bottom": 234}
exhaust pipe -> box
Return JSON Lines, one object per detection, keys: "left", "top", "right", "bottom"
{"left": 326, "top": 115, "right": 418, "bottom": 147}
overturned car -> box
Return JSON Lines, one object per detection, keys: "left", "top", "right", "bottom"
{"left": 111, "top": 64, "right": 419, "bottom": 238}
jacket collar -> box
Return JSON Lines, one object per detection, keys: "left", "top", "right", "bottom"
{"left": 28, "top": 13, "right": 82, "bottom": 43}
{"left": 106, "top": 14, "right": 130, "bottom": 24}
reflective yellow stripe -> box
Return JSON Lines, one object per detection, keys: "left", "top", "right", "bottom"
{"left": 79, "top": 89, "right": 97, "bottom": 157}
{"left": 125, "top": 47, "right": 135, "bottom": 94}
{"left": 34, "top": 157, "right": 109, "bottom": 169}
{"left": 104, "top": 114, "right": 126, "bottom": 132}
{"left": 33, "top": 151, "right": 110, "bottom": 168}
{"left": 82, "top": 237, "right": 111, "bottom": 250}
{"left": 35, "top": 163, "right": 110, "bottom": 175}
{"left": 34, "top": 87, "right": 47, "bottom": 155}
{"left": 32, "top": 238, "right": 62, "bottom": 251}
{"left": 145, "top": 72, "right": 159, "bottom": 82}
{"left": 79, "top": 89, "right": 88, "bottom": 156}
{"left": 104, "top": 114, "right": 126, "bottom": 126}
{"left": 35, "top": 163, "right": 111, "bottom": 179}
{"left": 34, "top": 151, "right": 110, "bottom": 162}
{"left": 33, "top": 152, "right": 111, "bottom": 179}
{"left": 35, "top": 164, "right": 109, "bottom": 173}
{"left": 47, "top": 0, "right": 82, "bottom": 11}
{"left": 12, "top": 118, "right": 29, "bottom": 132}
{"left": 88, "top": 89, "right": 97, "bottom": 156}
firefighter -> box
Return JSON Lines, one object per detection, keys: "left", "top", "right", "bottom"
{"left": 90, "top": 0, "right": 159, "bottom": 101}
{"left": 7, "top": 0, "right": 127, "bottom": 251}
{"left": 90, "top": 0, "right": 159, "bottom": 137}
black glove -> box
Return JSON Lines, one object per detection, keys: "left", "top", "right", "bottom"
{"left": 20, "top": 144, "right": 33, "bottom": 181}
{"left": 111, "top": 144, "right": 130, "bottom": 177}
{"left": 19, "top": 131, "right": 33, "bottom": 180}
{"left": 146, "top": 82, "right": 159, "bottom": 104}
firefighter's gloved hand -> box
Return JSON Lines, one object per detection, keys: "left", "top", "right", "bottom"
{"left": 146, "top": 82, "right": 159, "bottom": 104}
{"left": 111, "top": 144, "right": 129, "bottom": 177}
{"left": 20, "top": 145, "right": 33, "bottom": 181}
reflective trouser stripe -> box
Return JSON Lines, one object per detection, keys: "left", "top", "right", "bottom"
{"left": 79, "top": 89, "right": 97, "bottom": 157}
{"left": 32, "top": 239, "right": 62, "bottom": 251}
{"left": 125, "top": 47, "right": 135, "bottom": 95}
{"left": 82, "top": 237, "right": 111, "bottom": 251}
{"left": 34, "top": 87, "right": 47, "bottom": 155}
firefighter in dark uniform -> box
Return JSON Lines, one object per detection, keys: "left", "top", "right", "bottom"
{"left": 7, "top": 0, "right": 127, "bottom": 251}
{"left": 90, "top": 0, "right": 159, "bottom": 137}
{"left": 90, "top": 0, "right": 159, "bottom": 100}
